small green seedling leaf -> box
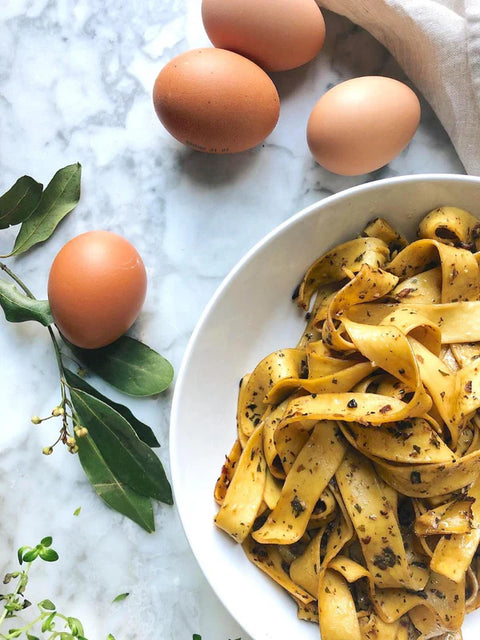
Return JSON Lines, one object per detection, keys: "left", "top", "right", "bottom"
{"left": 67, "top": 617, "right": 84, "bottom": 635}
{"left": 22, "top": 549, "right": 39, "bottom": 563}
{"left": 39, "top": 599, "right": 56, "bottom": 611}
{"left": 41, "top": 611, "right": 57, "bottom": 632}
{"left": 40, "top": 536, "right": 52, "bottom": 547}
{"left": 38, "top": 547, "right": 59, "bottom": 562}
{"left": 17, "top": 546, "right": 29, "bottom": 565}
{"left": 73, "top": 507, "right": 82, "bottom": 516}
{"left": 112, "top": 592, "right": 129, "bottom": 603}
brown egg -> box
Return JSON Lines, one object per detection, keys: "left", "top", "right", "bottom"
{"left": 307, "top": 76, "right": 421, "bottom": 176}
{"left": 48, "top": 231, "right": 147, "bottom": 349}
{"left": 152, "top": 48, "right": 280, "bottom": 153}
{"left": 201, "top": 0, "right": 325, "bottom": 72}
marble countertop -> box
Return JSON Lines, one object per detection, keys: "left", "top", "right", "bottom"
{"left": 0, "top": 2, "right": 465, "bottom": 640}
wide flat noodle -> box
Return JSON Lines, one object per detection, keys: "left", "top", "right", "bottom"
{"left": 237, "top": 349, "right": 306, "bottom": 438}
{"left": 318, "top": 568, "right": 362, "bottom": 640}
{"left": 388, "top": 238, "right": 480, "bottom": 303}
{"left": 322, "top": 264, "right": 399, "bottom": 350}
{"left": 339, "top": 418, "right": 455, "bottom": 465}
{"left": 430, "top": 475, "right": 480, "bottom": 582}
{"left": 214, "top": 439, "right": 242, "bottom": 504}
{"left": 253, "top": 421, "right": 346, "bottom": 544}
{"left": 295, "top": 237, "right": 390, "bottom": 311}
{"left": 242, "top": 535, "right": 314, "bottom": 605}
{"left": 349, "top": 301, "right": 480, "bottom": 344}
{"left": 373, "top": 448, "right": 480, "bottom": 498}
{"left": 214, "top": 208, "right": 480, "bottom": 640}
{"left": 335, "top": 447, "right": 413, "bottom": 589}
{"left": 214, "top": 424, "right": 266, "bottom": 542}
{"left": 414, "top": 497, "right": 474, "bottom": 536}
{"left": 418, "top": 206, "right": 480, "bottom": 251}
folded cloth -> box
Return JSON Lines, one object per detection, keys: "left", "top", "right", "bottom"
{"left": 318, "top": 0, "right": 480, "bottom": 175}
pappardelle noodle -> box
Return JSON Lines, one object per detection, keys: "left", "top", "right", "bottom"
{"left": 214, "top": 207, "right": 480, "bottom": 640}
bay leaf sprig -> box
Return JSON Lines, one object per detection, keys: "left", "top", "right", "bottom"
{"left": 0, "top": 166, "right": 174, "bottom": 531}
{"left": 0, "top": 164, "right": 81, "bottom": 258}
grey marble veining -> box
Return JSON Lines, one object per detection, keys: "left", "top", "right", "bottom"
{"left": 0, "top": 2, "right": 465, "bottom": 639}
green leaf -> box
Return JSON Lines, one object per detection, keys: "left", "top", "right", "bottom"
{"left": 10, "top": 163, "right": 81, "bottom": 256}
{"left": 0, "top": 175, "right": 43, "bottom": 229}
{"left": 3, "top": 571, "right": 20, "bottom": 583}
{"left": 17, "top": 546, "right": 28, "bottom": 565}
{"left": 26, "top": 634, "right": 40, "bottom": 640}
{"left": 67, "top": 617, "right": 84, "bottom": 636}
{"left": 73, "top": 506, "right": 81, "bottom": 516}
{"left": 75, "top": 430, "right": 155, "bottom": 532}
{"left": 39, "top": 599, "right": 56, "bottom": 611}
{"left": 107, "top": 635, "right": 116, "bottom": 640}
{"left": 64, "top": 369, "right": 160, "bottom": 448}
{"left": 70, "top": 389, "right": 172, "bottom": 504}
{"left": 112, "top": 592, "right": 129, "bottom": 603}
{"left": 40, "top": 536, "right": 52, "bottom": 547}
{"left": 0, "top": 279, "right": 53, "bottom": 326}
{"left": 22, "top": 549, "right": 39, "bottom": 563}
{"left": 70, "top": 335, "right": 174, "bottom": 397}
{"left": 193, "top": 635, "right": 202, "bottom": 640}
{"left": 41, "top": 611, "right": 57, "bottom": 632}
{"left": 38, "top": 548, "right": 59, "bottom": 562}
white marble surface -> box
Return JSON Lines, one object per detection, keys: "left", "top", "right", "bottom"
{"left": 0, "top": 1, "right": 466, "bottom": 639}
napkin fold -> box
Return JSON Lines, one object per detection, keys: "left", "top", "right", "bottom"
{"left": 318, "top": 0, "right": 480, "bottom": 176}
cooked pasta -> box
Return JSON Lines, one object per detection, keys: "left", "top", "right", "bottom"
{"left": 214, "top": 206, "right": 480, "bottom": 640}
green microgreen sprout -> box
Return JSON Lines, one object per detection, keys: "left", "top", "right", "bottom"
{"left": 111, "top": 593, "right": 129, "bottom": 604}
{"left": 0, "top": 538, "right": 87, "bottom": 640}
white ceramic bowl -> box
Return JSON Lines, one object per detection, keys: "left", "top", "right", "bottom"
{"left": 170, "top": 174, "right": 480, "bottom": 640}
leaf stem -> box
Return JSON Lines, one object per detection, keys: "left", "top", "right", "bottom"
{"left": 0, "top": 612, "right": 42, "bottom": 639}
{"left": 0, "top": 261, "right": 68, "bottom": 410}
{"left": 48, "top": 326, "right": 67, "bottom": 405}
{"left": 0, "top": 262, "right": 35, "bottom": 298}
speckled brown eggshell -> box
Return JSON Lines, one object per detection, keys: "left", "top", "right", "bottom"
{"left": 152, "top": 48, "right": 280, "bottom": 154}
{"left": 201, "top": 0, "right": 325, "bottom": 72}
{"left": 307, "top": 76, "right": 421, "bottom": 176}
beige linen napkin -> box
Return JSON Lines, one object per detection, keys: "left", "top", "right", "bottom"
{"left": 318, "top": 0, "right": 480, "bottom": 175}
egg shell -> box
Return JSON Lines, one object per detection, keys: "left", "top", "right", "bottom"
{"left": 307, "top": 76, "right": 421, "bottom": 176}
{"left": 152, "top": 48, "right": 280, "bottom": 154}
{"left": 201, "top": 0, "right": 325, "bottom": 72}
{"left": 48, "top": 231, "right": 147, "bottom": 349}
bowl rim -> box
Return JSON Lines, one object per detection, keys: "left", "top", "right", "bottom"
{"left": 169, "top": 171, "right": 480, "bottom": 636}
